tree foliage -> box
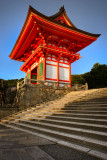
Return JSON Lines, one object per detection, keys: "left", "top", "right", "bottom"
{"left": 72, "top": 63, "right": 107, "bottom": 89}
{"left": 71, "top": 74, "right": 85, "bottom": 84}
{"left": 0, "top": 78, "right": 24, "bottom": 90}
{"left": 83, "top": 63, "right": 107, "bottom": 89}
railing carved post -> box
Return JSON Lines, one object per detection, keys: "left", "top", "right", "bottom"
{"left": 52, "top": 82, "right": 57, "bottom": 89}
{"left": 24, "top": 77, "right": 28, "bottom": 84}
{"left": 75, "top": 84, "right": 78, "bottom": 90}
{"left": 85, "top": 82, "right": 88, "bottom": 90}
{"left": 17, "top": 82, "right": 19, "bottom": 91}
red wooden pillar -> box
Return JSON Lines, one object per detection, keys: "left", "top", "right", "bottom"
{"left": 69, "top": 63, "right": 71, "bottom": 88}
{"left": 57, "top": 59, "right": 59, "bottom": 86}
{"left": 37, "top": 63, "right": 39, "bottom": 81}
{"left": 43, "top": 57, "right": 46, "bottom": 81}
{"left": 30, "top": 68, "right": 32, "bottom": 83}
{"left": 30, "top": 69, "right": 32, "bottom": 79}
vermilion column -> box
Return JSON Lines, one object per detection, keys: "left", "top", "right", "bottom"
{"left": 37, "top": 63, "right": 39, "bottom": 81}
{"left": 43, "top": 57, "right": 46, "bottom": 81}
{"left": 69, "top": 63, "right": 71, "bottom": 88}
{"left": 30, "top": 69, "right": 32, "bottom": 79}
{"left": 30, "top": 68, "right": 32, "bottom": 83}
{"left": 57, "top": 59, "right": 59, "bottom": 86}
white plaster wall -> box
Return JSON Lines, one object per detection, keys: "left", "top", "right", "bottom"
{"left": 59, "top": 63, "right": 69, "bottom": 68}
{"left": 46, "top": 60, "right": 57, "bottom": 65}
{"left": 46, "top": 64, "right": 57, "bottom": 79}
{"left": 59, "top": 67, "right": 69, "bottom": 81}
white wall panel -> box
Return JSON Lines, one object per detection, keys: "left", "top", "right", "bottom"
{"left": 59, "top": 63, "right": 69, "bottom": 67}
{"left": 46, "top": 64, "right": 57, "bottom": 79}
{"left": 46, "top": 57, "right": 51, "bottom": 60}
{"left": 59, "top": 59, "right": 63, "bottom": 62}
{"left": 46, "top": 60, "right": 57, "bottom": 65}
{"left": 59, "top": 67, "right": 69, "bottom": 81}
{"left": 52, "top": 58, "right": 56, "bottom": 61}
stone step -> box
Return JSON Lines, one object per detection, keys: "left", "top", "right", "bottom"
{"left": 9, "top": 108, "right": 107, "bottom": 120}
{"left": 14, "top": 114, "right": 107, "bottom": 125}
{"left": 7, "top": 121, "right": 107, "bottom": 153}
{"left": 36, "top": 115, "right": 107, "bottom": 125}
{"left": 72, "top": 100, "right": 107, "bottom": 103}
{"left": 74, "top": 98, "right": 107, "bottom": 103}
{"left": 13, "top": 107, "right": 107, "bottom": 117}
{"left": 63, "top": 106, "right": 107, "bottom": 111}
{"left": 16, "top": 119, "right": 107, "bottom": 141}
{"left": 76, "top": 94, "right": 107, "bottom": 97}
{"left": 25, "top": 105, "right": 107, "bottom": 112}
{"left": 46, "top": 110, "right": 107, "bottom": 114}
{"left": 72, "top": 100, "right": 107, "bottom": 104}
{"left": 14, "top": 109, "right": 107, "bottom": 118}
{"left": 27, "top": 117, "right": 107, "bottom": 132}
{"left": 13, "top": 101, "right": 106, "bottom": 118}
{"left": 20, "top": 112, "right": 107, "bottom": 120}
{"left": 52, "top": 113, "right": 107, "bottom": 119}
{"left": 2, "top": 123, "right": 107, "bottom": 160}
{"left": 22, "top": 109, "right": 107, "bottom": 115}
{"left": 65, "top": 104, "right": 107, "bottom": 107}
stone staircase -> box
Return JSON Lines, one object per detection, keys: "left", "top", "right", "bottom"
{"left": 1, "top": 88, "right": 107, "bottom": 160}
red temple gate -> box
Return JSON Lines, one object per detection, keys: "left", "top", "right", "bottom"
{"left": 9, "top": 6, "right": 100, "bottom": 87}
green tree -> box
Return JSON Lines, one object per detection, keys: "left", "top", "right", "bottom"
{"left": 91, "top": 63, "right": 100, "bottom": 70}
{"left": 83, "top": 63, "right": 107, "bottom": 89}
{"left": 71, "top": 74, "right": 85, "bottom": 84}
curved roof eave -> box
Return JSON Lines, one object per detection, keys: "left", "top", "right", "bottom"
{"left": 9, "top": 5, "right": 101, "bottom": 59}
{"left": 9, "top": 6, "right": 32, "bottom": 58}
{"left": 29, "top": 5, "right": 101, "bottom": 38}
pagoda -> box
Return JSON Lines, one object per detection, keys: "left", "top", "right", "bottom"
{"left": 9, "top": 6, "right": 100, "bottom": 87}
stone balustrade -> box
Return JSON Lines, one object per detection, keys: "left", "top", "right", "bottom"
{"left": 17, "top": 78, "right": 88, "bottom": 91}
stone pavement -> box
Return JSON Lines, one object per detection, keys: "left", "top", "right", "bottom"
{"left": 0, "top": 124, "right": 102, "bottom": 160}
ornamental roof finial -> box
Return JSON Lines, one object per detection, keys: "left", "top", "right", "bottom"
{"left": 60, "top": 5, "right": 65, "bottom": 11}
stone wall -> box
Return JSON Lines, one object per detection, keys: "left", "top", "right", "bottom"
{"left": 0, "top": 82, "right": 88, "bottom": 120}
{"left": 0, "top": 85, "right": 17, "bottom": 107}
{"left": 14, "top": 83, "right": 71, "bottom": 109}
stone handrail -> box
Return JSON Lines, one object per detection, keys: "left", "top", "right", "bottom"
{"left": 17, "top": 78, "right": 88, "bottom": 91}
{"left": 17, "top": 78, "right": 71, "bottom": 90}
{"left": 71, "top": 83, "right": 88, "bottom": 91}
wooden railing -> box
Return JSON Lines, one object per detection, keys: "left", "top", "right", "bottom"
{"left": 17, "top": 78, "right": 88, "bottom": 91}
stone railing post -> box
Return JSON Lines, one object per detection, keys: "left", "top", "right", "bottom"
{"left": 17, "top": 82, "right": 19, "bottom": 91}
{"left": 64, "top": 83, "right": 68, "bottom": 88}
{"left": 85, "top": 82, "right": 88, "bottom": 90}
{"left": 75, "top": 84, "right": 78, "bottom": 90}
{"left": 52, "top": 82, "right": 57, "bottom": 89}
{"left": 24, "top": 78, "right": 28, "bottom": 84}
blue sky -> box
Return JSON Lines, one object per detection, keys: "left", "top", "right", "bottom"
{"left": 0, "top": 0, "right": 107, "bottom": 80}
